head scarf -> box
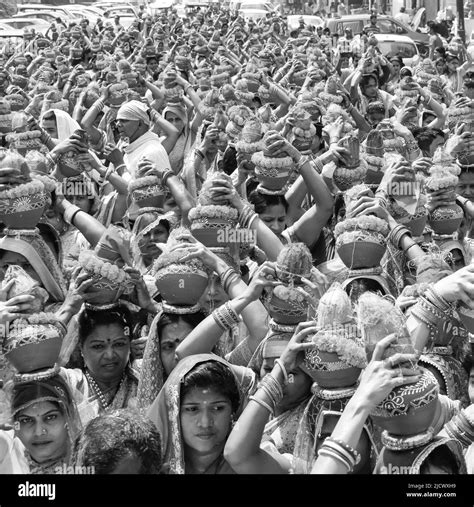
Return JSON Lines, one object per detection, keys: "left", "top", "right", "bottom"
{"left": 146, "top": 354, "right": 241, "bottom": 474}
{"left": 12, "top": 374, "right": 82, "bottom": 466}
{"left": 0, "top": 230, "right": 67, "bottom": 302}
{"left": 116, "top": 100, "right": 150, "bottom": 125}
{"left": 39, "top": 109, "right": 80, "bottom": 142}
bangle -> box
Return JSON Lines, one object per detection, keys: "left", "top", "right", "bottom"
{"left": 195, "top": 148, "right": 205, "bottom": 160}
{"left": 325, "top": 437, "right": 361, "bottom": 465}
{"left": 317, "top": 446, "right": 353, "bottom": 473}
{"left": 389, "top": 224, "right": 411, "bottom": 249}
{"left": 184, "top": 84, "right": 192, "bottom": 94}
{"left": 456, "top": 195, "right": 469, "bottom": 208}
{"left": 296, "top": 155, "right": 309, "bottom": 173}
{"left": 94, "top": 98, "right": 105, "bottom": 112}
{"left": 115, "top": 163, "right": 126, "bottom": 173}
{"left": 212, "top": 301, "right": 240, "bottom": 331}
{"left": 249, "top": 395, "right": 274, "bottom": 415}
{"left": 274, "top": 359, "right": 288, "bottom": 385}
{"left": 161, "top": 169, "right": 174, "bottom": 186}
{"left": 313, "top": 157, "right": 324, "bottom": 174}
{"left": 405, "top": 242, "right": 418, "bottom": 255}
{"left": 63, "top": 204, "right": 81, "bottom": 225}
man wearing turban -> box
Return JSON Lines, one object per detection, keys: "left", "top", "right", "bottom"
{"left": 113, "top": 100, "right": 171, "bottom": 179}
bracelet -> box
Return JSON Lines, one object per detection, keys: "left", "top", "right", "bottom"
{"left": 456, "top": 195, "right": 469, "bottom": 208}
{"left": 220, "top": 267, "right": 238, "bottom": 292}
{"left": 184, "top": 84, "right": 192, "bottom": 94}
{"left": 274, "top": 359, "right": 288, "bottom": 385}
{"left": 93, "top": 98, "right": 105, "bottom": 112}
{"left": 115, "top": 163, "right": 126, "bottom": 173}
{"left": 239, "top": 204, "right": 257, "bottom": 228}
{"left": 425, "top": 286, "right": 455, "bottom": 313}
{"left": 317, "top": 446, "right": 353, "bottom": 473}
{"left": 104, "top": 166, "right": 115, "bottom": 182}
{"left": 258, "top": 373, "right": 284, "bottom": 406}
{"left": 249, "top": 394, "right": 274, "bottom": 415}
{"left": 212, "top": 301, "right": 240, "bottom": 331}
{"left": 195, "top": 148, "right": 205, "bottom": 160}
{"left": 296, "top": 155, "right": 309, "bottom": 173}
{"left": 389, "top": 224, "right": 412, "bottom": 249}
{"left": 326, "top": 437, "right": 361, "bottom": 465}
{"left": 313, "top": 157, "right": 324, "bottom": 174}
{"left": 404, "top": 242, "right": 418, "bottom": 255}
{"left": 161, "top": 169, "right": 174, "bottom": 187}
{"left": 46, "top": 152, "right": 57, "bottom": 167}
{"left": 63, "top": 204, "right": 81, "bottom": 225}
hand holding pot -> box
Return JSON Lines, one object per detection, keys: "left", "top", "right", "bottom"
{"left": 433, "top": 264, "right": 474, "bottom": 309}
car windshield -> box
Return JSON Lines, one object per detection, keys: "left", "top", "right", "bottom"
{"left": 378, "top": 40, "right": 416, "bottom": 58}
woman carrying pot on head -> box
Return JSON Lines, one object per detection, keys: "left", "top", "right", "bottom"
{"left": 60, "top": 304, "right": 140, "bottom": 426}
{"left": 0, "top": 374, "right": 81, "bottom": 474}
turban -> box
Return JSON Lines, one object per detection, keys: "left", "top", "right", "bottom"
{"left": 116, "top": 100, "right": 150, "bottom": 125}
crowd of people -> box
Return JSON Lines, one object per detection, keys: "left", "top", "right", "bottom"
{"left": 0, "top": 3, "right": 473, "bottom": 476}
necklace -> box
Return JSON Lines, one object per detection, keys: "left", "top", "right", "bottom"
{"left": 85, "top": 370, "right": 124, "bottom": 410}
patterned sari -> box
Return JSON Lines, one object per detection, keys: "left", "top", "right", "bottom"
{"left": 60, "top": 366, "right": 139, "bottom": 426}
{"left": 146, "top": 354, "right": 255, "bottom": 474}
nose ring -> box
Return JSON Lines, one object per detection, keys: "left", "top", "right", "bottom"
{"left": 42, "top": 427, "right": 47, "bottom": 435}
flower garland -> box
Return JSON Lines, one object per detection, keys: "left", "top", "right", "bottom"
{"left": 0, "top": 180, "right": 44, "bottom": 199}
{"left": 310, "top": 328, "right": 367, "bottom": 369}
{"left": 33, "top": 174, "right": 56, "bottom": 193}
{"left": 152, "top": 248, "right": 208, "bottom": 273}
{"left": 128, "top": 175, "right": 162, "bottom": 193}
{"left": 425, "top": 172, "right": 458, "bottom": 192}
{"left": 188, "top": 205, "right": 238, "bottom": 222}
{"left": 6, "top": 131, "right": 42, "bottom": 143}
{"left": 251, "top": 151, "right": 294, "bottom": 170}
{"left": 78, "top": 250, "right": 132, "bottom": 285}
{"left": 335, "top": 215, "right": 389, "bottom": 237}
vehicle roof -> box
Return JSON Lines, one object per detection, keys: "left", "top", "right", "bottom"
{"left": 0, "top": 29, "right": 25, "bottom": 36}
{"left": 373, "top": 34, "right": 415, "bottom": 42}
{"left": 0, "top": 17, "right": 47, "bottom": 23}
{"left": 328, "top": 14, "right": 393, "bottom": 20}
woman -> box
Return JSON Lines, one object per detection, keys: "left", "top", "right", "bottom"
{"left": 146, "top": 354, "right": 245, "bottom": 474}
{"left": 40, "top": 108, "right": 81, "bottom": 142}
{"left": 136, "top": 309, "right": 207, "bottom": 408}
{"left": 0, "top": 375, "right": 81, "bottom": 474}
{"left": 72, "top": 408, "right": 162, "bottom": 474}
{"left": 61, "top": 305, "right": 139, "bottom": 425}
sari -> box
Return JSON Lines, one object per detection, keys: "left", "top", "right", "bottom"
{"left": 162, "top": 103, "right": 196, "bottom": 175}
{"left": 39, "top": 108, "right": 80, "bottom": 141}
{"left": 146, "top": 354, "right": 255, "bottom": 474}
{"left": 0, "top": 230, "right": 67, "bottom": 302}
{"left": 0, "top": 375, "right": 81, "bottom": 474}
{"left": 60, "top": 365, "right": 139, "bottom": 427}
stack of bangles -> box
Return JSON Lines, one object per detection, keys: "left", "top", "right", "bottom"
{"left": 444, "top": 409, "right": 474, "bottom": 447}
{"left": 220, "top": 267, "right": 240, "bottom": 292}
{"left": 239, "top": 204, "right": 258, "bottom": 228}
{"left": 161, "top": 170, "right": 174, "bottom": 187}
{"left": 406, "top": 140, "right": 419, "bottom": 153}
{"left": 46, "top": 152, "right": 58, "bottom": 168}
{"left": 318, "top": 437, "right": 361, "bottom": 473}
{"left": 409, "top": 289, "right": 450, "bottom": 345}
{"left": 249, "top": 363, "right": 287, "bottom": 416}
{"left": 212, "top": 301, "right": 240, "bottom": 331}
{"left": 388, "top": 224, "right": 412, "bottom": 249}
{"left": 375, "top": 189, "right": 389, "bottom": 208}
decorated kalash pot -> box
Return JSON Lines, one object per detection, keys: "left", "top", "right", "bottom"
{"left": 383, "top": 153, "right": 427, "bottom": 239}
{"left": 162, "top": 64, "right": 184, "bottom": 105}
{"left": 424, "top": 153, "right": 463, "bottom": 236}
{"left": 5, "top": 129, "right": 48, "bottom": 157}
{"left": 188, "top": 171, "right": 239, "bottom": 249}
{"left": 289, "top": 107, "right": 316, "bottom": 155}
{"left": 77, "top": 225, "right": 135, "bottom": 305}
{"left": 362, "top": 130, "right": 385, "bottom": 189}
{"left": 333, "top": 135, "right": 367, "bottom": 192}
{"left": 293, "top": 284, "right": 374, "bottom": 474}
{"left": 413, "top": 59, "right": 438, "bottom": 88}
{"left": 56, "top": 131, "right": 95, "bottom": 178}
{"left": 0, "top": 150, "right": 49, "bottom": 230}
{"left": 127, "top": 158, "right": 166, "bottom": 212}
{"left": 395, "top": 76, "right": 421, "bottom": 105}
{"left": 235, "top": 117, "right": 264, "bottom": 166}
{"left": 225, "top": 105, "right": 253, "bottom": 142}
{"left": 252, "top": 130, "right": 295, "bottom": 194}
{"left": 152, "top": 227, "right": 210, "bottom": 309}
{"left": 357, "top": 292, "right": 467, "bottom": 474}
{"left": 261, "top": 243, "right": 314, "bottom": 326}
{"left": 446, "top": 95, "right": 474, "bottom": 131}
{"left": 376, "top": 119, "right": 405, "bottom": 157}
{"left": 0, "top": 98, "right": 12, "bottom": 135}
{"left": 3, "top": 312, "right": 66, "bottom": 376}
{"left": 335, "top": 184, "right": 390, "bottom": 270}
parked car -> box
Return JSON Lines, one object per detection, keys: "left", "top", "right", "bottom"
{"left": 0, "top": 29, "right": 26, "bottom": 56}
{"left": 0, "top": 17, "right": 50, "bottom": 34}
{"left": 287, "top": 14, "right": 324, "bottom": 31}
{"left": 17, "top": 4, "right": 80, "bottom": 22}
{"left": 238, "top": 0, "right": 276, "bottom": 20}
{"left": 324, "top": 14, "right": 429, "bottom": 51}
{"left": 373, "top": 34, "right": 420, "bottom": 67}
